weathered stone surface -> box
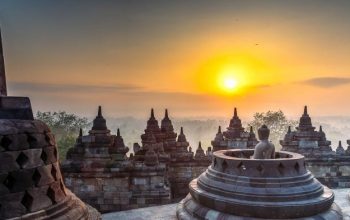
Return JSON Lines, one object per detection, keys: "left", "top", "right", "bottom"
{"left": 1, "top": 134, "right": 29, "bottom": 151}
{"left": 102, "top": 189, "right": 350, "bottom": 220}
{"left": 0, "top": 192, "right": 27, "bottom": 219}
{"left": 281, "top": 106, "right": 350, "bottom": 188}
{"left": 177, "top": 148, "right": 342, "bottom": 219}
{"left": 136, "top": 110, "right": 210, "bottom": 200}
{"left": 63, "top": 107, "right": 170, "bottom": 213}
{"left": 0, "top": 27, "right": 99, "bottom": 219}
{"left": 0, "top": 119, "right": 97, "bottom": 219}
{"left": 0, "top": 151, "right": 20, "bottom": 172}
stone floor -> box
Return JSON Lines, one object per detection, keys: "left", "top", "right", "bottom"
{"left": 102, "top": 189, "right": 350, "bottom": 220}
{"left": 333, "top": 188, "right": 350, "bottom": 219}
{"left": 102, "top": 203, "right": 177, "bottom": 220}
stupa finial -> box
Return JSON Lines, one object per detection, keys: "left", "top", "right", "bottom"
{"left": 151, "top": 108, "right": 155, "bottom": 118}
{"left": 234, "top": 107, "right": 237, "bottom": 117}
{"left": 0, "top": 27, "right": 7, "bottom": 96}
{"left": 218, "top": 126, "right": 222, "bottom": 133}
{"left": 165, "top": 109, "right": 169, "bottom": 118}
{"left": 117, "top": 128, "right": 120, "bottom": 136}
{"left": 98, "top": 106, "right": 102, "bottom": 117}
{"left": 180, "top": 127, "right": 184, "bottom": 135}
{"left": 288, "top": 126, "right": 291, "bottom": 133}
{"left": 319, "top": 125, "right": 323, "bottom": 132}
{"left": 304, "top": 105, "right": 308, "bottom": 115}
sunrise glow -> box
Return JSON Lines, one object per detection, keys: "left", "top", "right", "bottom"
{"left": 223, "top": 78, "right": 237, "bottom": 90}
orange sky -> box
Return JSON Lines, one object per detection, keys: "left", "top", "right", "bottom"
{"left": 1, "top": 1, "right": 350, "bottom": 118}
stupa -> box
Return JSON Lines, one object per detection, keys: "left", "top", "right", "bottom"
{"left": 177, "top": 125, "right": 342, "bottom": 219}
{"left": 280, "top": 106, "right": 334, "bottom": 157}
{"left": 0, "top": 28, "right": 99, "bottom": 219}
{"left": 211, "top": 108, "right": 258, "bottom": 151}
{"left": 279, "top": 106, "right": 350, "bottom": 188}
{"left": 346, "top": 140, "right": 350, "bottom": 155}
{"left": 62, "top": 107, "right": 170, "bottom": 213}
{"left": 136, "top": 109, "right": 211, "bottom": 200}
{"left": 136, "top": 109, "right": 171, "bottom": 164}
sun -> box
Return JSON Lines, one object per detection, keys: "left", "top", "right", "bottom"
{"left": 217, "top": 67, "right": 241, "bottom": 93}
{"left": 223, "top": 77, "right": 238, "bottom": 90}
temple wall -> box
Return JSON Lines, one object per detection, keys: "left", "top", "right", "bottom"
{"left": 168, "top": 163, "right": 209, "bottom": 200}
{"left": 64, "top": 168, "right": 171, "bottom": 213}
{"left": 306, "top": 159, "right": 350, "bottom": 188}
{"left": 64, "top": 175, "right": 131, "bottom": 213}
{"left": 130, "top": 166, "right": 170, "bottom": 208}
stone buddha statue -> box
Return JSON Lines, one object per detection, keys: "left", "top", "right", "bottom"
{"left": 253, "top": 125, "right": 275, "bottom": 159}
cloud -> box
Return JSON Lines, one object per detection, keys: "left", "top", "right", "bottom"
{"left": 8, "top": 81, "right": 143, "bottom": 93}
{"left": 302, "top": 77, "right": 350, "bottom": 88}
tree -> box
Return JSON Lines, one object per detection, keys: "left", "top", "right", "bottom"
{"left": 247, "top": 110, "right": 297, "bottom": 149}
{"left": 36, "top": 111, "right": 91, "bottom": 161}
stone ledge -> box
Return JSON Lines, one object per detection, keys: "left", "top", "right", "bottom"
{"left": 102, "top": 188, "right": 350, "bottom": 220}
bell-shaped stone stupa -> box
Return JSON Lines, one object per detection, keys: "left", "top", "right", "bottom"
{"left": 0, "top": 27, "right": 99, "bottom": 219}
{"left": 177, "top": 125, "right": 342, "bottom": 219}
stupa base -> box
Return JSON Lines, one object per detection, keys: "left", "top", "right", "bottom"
{"left": 9, "top": 190, "right": 100, "bottom": 220}
{"left": 177, "top": 194, "right": 343, "bottom": 220}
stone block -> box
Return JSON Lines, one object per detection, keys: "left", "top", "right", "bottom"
{"left": 5, "top": 168, "right": 35, "bottom": 193}
{"left": 20, "top": 148, "right": 44, "bottom": 169}
{"left": 27, "top": 133, "right": 48, "bottom": 148}
{"left": 33, "top": 164, "right": 55, "bottom": 187}
{"left": 47, "top": 181, "right": 66, "bottom": 203}
{"left": 51, "top": 162, "right": 62, "bottom": 181}
{"left": 0, "top": 120, "right": 18, "bottom": 135}
{"left": 0, "top": 192, "right": 26, "bottom": 219}
{"left": 0, "top": 151, "right": 20, "bottom": 172}
{"left": 13, "top": 120, "right": 37, "bottom": 133}
{"left": 137, "top": 198, "right": 145, "bottom": 205}
{"left": 133, "top": 177, "right": 148, "bottom": 185}
{"left": 26, "top": 185, "right": 53, "bottom": 212}
{"left": 0, "top": 173, "right": 10, "bottom": 195}
{"left": 32, "top": 120, "right": 51, "bottom": 133}
{"left": 41, "top": 146, "right": 58, "bottom": 164}
{"left": 2, "top": 134, "right": 29, "bottom": 151}
{"left": 45, "top": 132, "right": 56, "bottom": 146}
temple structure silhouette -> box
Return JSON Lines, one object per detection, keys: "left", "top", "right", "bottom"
{"left": 62, "top": 108, "right": 212, "bottom": 212}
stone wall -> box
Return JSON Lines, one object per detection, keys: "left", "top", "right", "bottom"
{"left": 64, "top": 173, "right": 131, "bottom": 213}
{"left": 306, "top": 157, "right": 350, "bottom": 188}
{"left": 168, "top": 163, "right": 209, "bottom": 200}
{"left": 129, "top": 163, "right": 170, "bottom": 208}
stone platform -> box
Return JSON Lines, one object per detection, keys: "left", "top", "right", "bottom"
{"left": 102, "top": 188, "right": 350, "bottom": 220}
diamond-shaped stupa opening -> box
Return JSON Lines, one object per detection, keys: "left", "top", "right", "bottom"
{"left": 256, "top": 164, "right": 264, "bottom": 173}
{"left": 27, "top": 134, "right": 37, "bottom": 148}
{"left": 1, "top": 136, "right": 12, "bottom": 150}
{"left": 47, "top": 187, "right": 56, "bottom": 204}
{"left": 40, "top": 150, "right": 48, "bottom": 163}
{"left": 32, "top": 169, "right": 41, "bottom": 186}
{"left": 3, "top": 174, "right": 15, "bottom": 191}
{"left": 294, "top": 162, "right": 300, "bottom": 173}
{"left": 16, "top": 152, "right": 29, "bottom": 168}
{"left": 21, "top": 191, "right": 33, "bottom": 211}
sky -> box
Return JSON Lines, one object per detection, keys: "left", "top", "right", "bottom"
{"left": 1, "top": 1, "right": 350, "bottom": 119}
